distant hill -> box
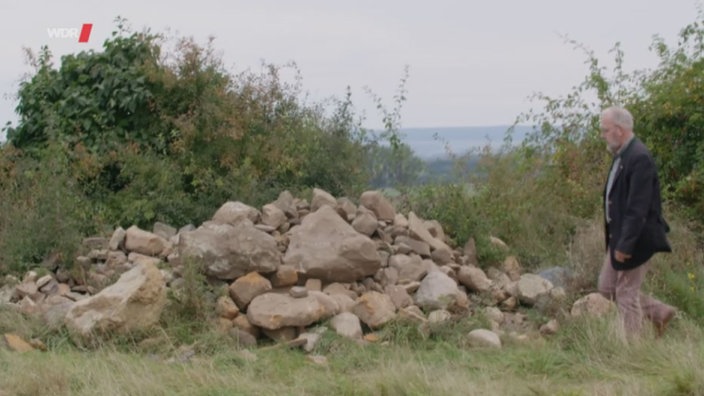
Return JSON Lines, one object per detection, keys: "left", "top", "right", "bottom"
{"left": 397, "top": 125, "right": 532, "bottom": 160}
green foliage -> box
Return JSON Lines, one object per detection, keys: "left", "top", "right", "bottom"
{"left": 0, "top": 142, "right": 96, "bottom": 273}
{"left": 0, "top": 18, "right": 406, "bottom": 271}
{"left": 161, "top": 258, "right": 213, "bottom": 334}
{"left": 365, "top": 65, "right": 426, "bottom": 189}
{"left": 402, "top": 183, "right": 500, "bottom": 263}
{"left": 7, "top": 21, "right": 164, "bottom": 154}
{"left": 628, "top": 18, "right": 704, "bottom": 222}
{"left": 644, "top": 217, "right": 704, "bottom": 323}
{"left": 403, "top": 148, "right": 584, "bottom": 269}
{"left": 392, "top": 38, "right": 639, "bottom": 269}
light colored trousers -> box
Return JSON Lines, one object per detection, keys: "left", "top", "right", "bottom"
{"left": 597, "top": 252, "right": 674, "bottom": 335}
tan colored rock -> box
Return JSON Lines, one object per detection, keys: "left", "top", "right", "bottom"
{"left": 3, "top": 333, "right": 34, "bottom": 352}
{"left": 232, "top": 315, "right": 260, "bottom": 339}
{"left": 330, "top": 312, "right": 363, "bottom": 339}
{"left": 516, "top": 274, "right": 553, "bottom": 306}
{"left": 215, "top": 295, "right": 240, "bottom": 319}
{"left": 503, "top": 256, "right": 522, "bottom": 281}
{"left": 40, "top": 294, "right": 75, "bottom": 328}
{"left": 467, "top": 329, "right": 502, "bottom": 348}
{"left": 272, "top": 190, "right": 298, "bottom": 219}
{"left": 336, "top": 197, "right": 358, "bottom": 221}
{"left": 463, "top": 237, "right": 479, "bottom": 266}
{"left": 414, "top": 270, "right": 460, "bottom": 311}
{"left": 14, "top": 282, "right": 39, "bottom": 301}
{"left": 229, "top": 272, "right": 272, "bottom": 309}
{"left": 106, "top": 251, "right": 128, "bottom": 269}
{"left": 394, "top": 236, "right": 431, "bottom": 257}
{"left": 431, "top": 247, "right": 453, "bottom": 264}
{"left": 128, "top": 252, "right": 161, "bottom": 267}
{"left": 457, "top": 265, "right": 493, "bottom": 293}
{"left": 323, "top": 283, "right": 358, "bottom": 300}
{"left": 262, "top": 327, "right": 298, "bottom": 342}
{"left": 424, "top": 219, "right": 446, "bottom": 241}
{"left": 261, "top": 204, "right": 287, "bottom": 229}
{"left": 309, "top": 291, "right": 341, "bottom": 315}
{"left": 571, "top": 292, "right": 615, "bottom": 318}
{"left": 36, "top": 275, "right": 53, "bottom": 289}
{"left": 289, "top": 286, "right": 309, "bottom": 298}
{"left": 153, "top": 222, "right": 177, "bottom": 240}
{"left": 179, "top": 220, "right": 281, "bottom": 280}
{"left": 310, "top": 188, "right": 337, "bottom": 212}
{"left": 359, "top": 191, "right": 396, "bottom": 222}
{"left": 65, "top": 262, "right": 166, "bottom": 339}
{"left": 212, "top": 201, "right": 260, "bottom": 225}
{"left": 125, "top": 226, "right": 170, "bottom": 257}
{"left": 407, "top": 212, "right": 451, "bottom": 252}
{"left": 384, "top": 285, "right": 414, "bottom": 310}
{"left": 352, "top": 206, "right": 378, "bottom": 236}
{"left": 327, "top": 293, "right": 356, "bottom": 313}
{"left": 229, "top": 328, "right": 258, "bottom": 348}
{"left": 109, "top": 227, "right": 126, "bottom": 251}
{"left": 428, "top": 309, "right": 452, "bottom": 324}
{"left": 305, "top": 278, "right": 322, "bottom": 292}
{"left": 398, "top": 305, "right": 427, "bottom": 324}
{"left": 389, "top": 254, "right": 427, "bottom": 284}
{"left": 393, "top": 213, "right": 409, "bottom": 228}
{"left": 271, "top": 264, "right": 298, "bottom": 288}
{"left": 351, "top": 291, "right": 396, "bottom": 329}
{"left": 247, "top": 293, "right": 333, "bottom": 330}
{"left": 540, "top": 319, "right": 560, "bottom": 335}
{"left": 283, "top": 205, "right": 381, "bottom": 283}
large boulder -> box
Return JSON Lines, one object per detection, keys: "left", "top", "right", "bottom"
{"left": 246, "top": 292, "right": 334, "bottom": 330}
{"left": 414, "top": 270, "right": 461, "bottom": 311}
{"left": 359, "top": 190, "right": 396, "bottom": 222}
{"left": 283, "top": 206, "right": 381, "bottom": 283}
{"left": 211, "top": 201, "right": 260, "bottom": 225}
{"left": 124, "top": 226, "right": 170, "bottom": 257}
{"left": 64, "top": 262, "right": 166, "bottom": 339}
{"left": 179, "top": 220, "right": 281, "bottom": 280}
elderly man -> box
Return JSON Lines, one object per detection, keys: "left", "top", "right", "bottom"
{"left": 598, "top": 106, "right": 676, "bottom": 338}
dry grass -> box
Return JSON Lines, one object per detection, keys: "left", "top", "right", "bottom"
{"left": 567, "top": 215, "right": 606, "bottom": 295}
{"left": 1, "top": 210, "right": 702, "bottom": 396}
{"left": 1, "top": 311, "right": 703, "bottom": 396}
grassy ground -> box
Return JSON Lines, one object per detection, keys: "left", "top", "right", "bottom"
{"left": 1, "top": 309, "right": 702, "bottom": 396}
{"left": 1, "top": 207, "right": 701, "bottom": 396}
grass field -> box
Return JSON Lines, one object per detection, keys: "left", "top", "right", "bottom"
{"left": 1, "top": 307, "right": 702, "bottom": 396}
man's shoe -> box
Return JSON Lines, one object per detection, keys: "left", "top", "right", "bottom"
{"left": 655, "top": 309, "right": 676, "bottom": 338}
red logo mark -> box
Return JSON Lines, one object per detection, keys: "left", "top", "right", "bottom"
{"left": 78, "top": 24, "right": 93, "bottom": 43}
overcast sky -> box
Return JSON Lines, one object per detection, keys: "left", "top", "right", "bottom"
{"left": 0, "top": 0, "right": 699, "bottom": 130}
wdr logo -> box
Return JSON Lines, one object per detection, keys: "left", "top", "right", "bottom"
{"left": 47, "top": 23, "right": 93, "bottom": 43}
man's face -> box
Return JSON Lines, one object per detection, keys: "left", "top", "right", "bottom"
{"left": 600, "top": 116, "right": 623, "bottom": 154}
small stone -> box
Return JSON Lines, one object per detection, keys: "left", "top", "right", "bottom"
{"left": 289, "top": 286, "right": 309, "bottom": 298}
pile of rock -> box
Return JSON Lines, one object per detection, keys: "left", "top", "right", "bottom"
{"left": 0, "top": 188, "right": 614, "bottom": 351}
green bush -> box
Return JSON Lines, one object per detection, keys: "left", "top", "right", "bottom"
{"left": 0, "top": 143, "right": 97, "bottom": 273}
{"left": 0, "top": 18, "right": 394, "bottom": 271}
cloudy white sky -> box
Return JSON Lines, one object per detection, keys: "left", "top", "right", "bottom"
{"left": 0, "top": 0, "right": 699, "bottom": 130}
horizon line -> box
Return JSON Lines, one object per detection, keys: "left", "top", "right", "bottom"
{"left": 365, "top": 124, "right": 533, "bottom": 131}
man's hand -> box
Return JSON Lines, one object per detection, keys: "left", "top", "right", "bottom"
{"left": 614, "top": 250, "right": 632, "bottom": 263}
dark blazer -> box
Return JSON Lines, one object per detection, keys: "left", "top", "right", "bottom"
{"left": 604, "top": 137, "right": 671, "bottom": 270}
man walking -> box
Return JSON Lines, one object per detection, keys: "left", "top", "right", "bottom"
{"left": 598, "top": 106, "right": 676, "bottom": 338}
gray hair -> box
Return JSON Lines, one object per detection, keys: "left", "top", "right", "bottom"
{"left": 601, "top": 106, "right": 634, "bottom": 130}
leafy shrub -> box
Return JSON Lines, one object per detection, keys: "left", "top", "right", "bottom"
{"left": 0, "top": 18, "right": 394, "bottom": 272}
{"left": 0, "top": 143, "right": 96, "bottom": 273}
